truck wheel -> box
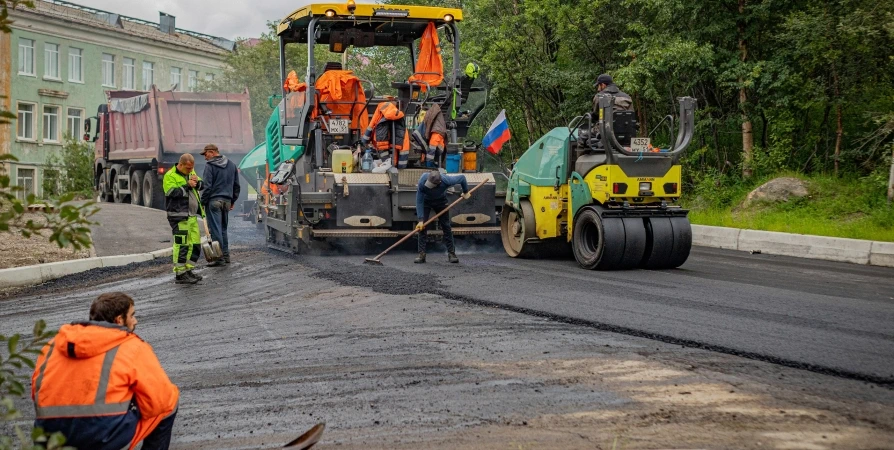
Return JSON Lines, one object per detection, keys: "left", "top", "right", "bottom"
{"left": 130, "top": 171, "right": 145, "bottom": 206}
{"left": 143, "top": 171, "right": 164, "bottom": 210}
{"left": 98, "top": 173, "right": 113, "bottom": 202}
{"left": 112, "top": 173, "right": 127, "bottom": 203}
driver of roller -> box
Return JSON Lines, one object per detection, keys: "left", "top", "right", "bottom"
{"left": 415, "top": 170, "right": 470, "bottom": 264}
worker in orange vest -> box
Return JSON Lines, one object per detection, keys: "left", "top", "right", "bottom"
{"left": 31, "top": 292, "right": 179, "bottom": 450}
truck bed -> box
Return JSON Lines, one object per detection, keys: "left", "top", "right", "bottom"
{"left": 105, "top": 87, "right": 254, "bottom": 163}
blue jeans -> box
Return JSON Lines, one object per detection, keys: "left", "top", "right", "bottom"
{"left": 418, "top": 201, "right": 454, "bottom": 254}
{"left": 206, "top": 198, "right": 231, "bottom": 256}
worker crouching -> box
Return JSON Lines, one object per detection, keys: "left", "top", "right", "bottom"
{"left": 31, "top": 292, "right": 179, "bottom": 450}
{"left": 415, "top": 170, "right": 470, "bottom": 263}
{"left": 163, "top": 154, "right": 204, "bottom": 284}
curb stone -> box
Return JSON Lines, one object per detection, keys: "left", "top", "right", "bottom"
{"left": 693, "top": 226, "right": 892, "bottom": 268}
{"left": 0, "top": 248, "right": 171, "bottom": 290}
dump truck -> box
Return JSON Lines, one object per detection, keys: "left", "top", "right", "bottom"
{"left": 241, "top": 2, "right": 501, "bottom": 252}
{"left": 89, "top": 86, "right": 255, "bottom": 209}
{"left": 501, "top": 96, "right": 696, "bottom": 270}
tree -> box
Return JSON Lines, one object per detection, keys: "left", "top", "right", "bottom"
{"left": 0, "top": 1, "right": 34, "bottom": 125}
{"left": 42, "top": 137, "right": 94, "bottom": 199}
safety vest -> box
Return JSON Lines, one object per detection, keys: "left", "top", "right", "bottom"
{"left": 363, "top": 102, "right": 410, "bottom": 168}
{"left": 32, "top": 321, "right": 179, "bottom": 450}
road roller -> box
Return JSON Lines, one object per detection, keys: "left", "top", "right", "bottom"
{"left": 501, "top": 95, "right": 697, "bottom": 270}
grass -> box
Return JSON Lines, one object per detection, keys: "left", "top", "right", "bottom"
{"left": 684, "top": 173, "right": 894, "bottom": 242}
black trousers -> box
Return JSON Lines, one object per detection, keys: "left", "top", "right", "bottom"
{"left": 142, "top": 410, "right": 177, "bottom": 450}
{"left": 418, "top": 202, "right": 454, "bottom": 253}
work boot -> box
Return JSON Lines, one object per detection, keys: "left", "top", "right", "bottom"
{"left": 414, "top": 252, "right": 426, "bottom": 264}
{"left": 207, "top": 259, "right": 225, "bottom": 267}
{"left": 448, "top": 252, "right": 459, "bottom": 263}
{"left": 222, "top": 254, "right": 231, "bottom": 264}
{"left": 175, "top": 272, "right": 198, "bottom": 284}
{"left": 186, "top": 270, "right": 203, "bottom": 281}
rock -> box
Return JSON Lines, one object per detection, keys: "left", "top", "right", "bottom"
{"left": 742, "top": 177, "right": 809, "bottom": 208}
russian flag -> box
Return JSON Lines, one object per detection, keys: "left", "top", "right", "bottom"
{"left": 482, "top": 110, "right": 510, "bottom": 155}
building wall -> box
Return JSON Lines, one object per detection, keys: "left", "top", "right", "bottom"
{"left": 2, "top": 13, "right": 228, "bottom": 198}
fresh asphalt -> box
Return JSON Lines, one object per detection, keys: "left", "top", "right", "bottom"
{"left": 318, "top": 238, "right": 894, "bottom": 385}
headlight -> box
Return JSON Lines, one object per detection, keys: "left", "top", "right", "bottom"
{"left": 325, "top": 9, "right": 336, "bottom": 17}
{"left": 639, "top": 182, "right": 652, "bottom": 191}
{"left": 444, "top": 14, "right": 454, "bottom": 22}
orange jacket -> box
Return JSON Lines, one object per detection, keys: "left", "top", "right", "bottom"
{"left": 409, "top": 22, "right": 444, "bottom": 91}
{"left": 315, "top": 69, "right": 369, "bottom": 131}
{"left": 363, "top": 102, "right": 411, "bottom": 168}
{"left": 284, "top": 70, "right": 308, "bottom": 113}
{"left": 32, "top": 322, "right": 179, "bottom": 450}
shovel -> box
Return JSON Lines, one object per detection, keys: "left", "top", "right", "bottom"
{"left": 201, "top": 216, "right": 223, "bottom": 262}
{"left": 283, "top": 423, "right": 325, "bottom": 448}
{"left": 364, "top": 181, "right": 486, "bottom": 265}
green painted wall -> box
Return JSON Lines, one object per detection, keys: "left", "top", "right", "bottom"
{"left": 7, "top": 28, "right": 225, "bottom": 196}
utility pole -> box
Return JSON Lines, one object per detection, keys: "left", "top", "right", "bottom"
{"left": 888, "top": 145, "right": 894, "bottom": 205}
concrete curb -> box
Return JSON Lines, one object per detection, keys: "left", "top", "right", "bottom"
{"left": 692, "top": 225, "right": 893, "bottom": 268}
{"left": 0, "top": 247, "right": 171, "bottom": 290}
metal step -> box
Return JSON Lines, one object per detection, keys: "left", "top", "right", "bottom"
{"left": 311, "top": 226, "right": 500, "bottom": 238}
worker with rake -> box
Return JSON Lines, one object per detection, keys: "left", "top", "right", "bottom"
{"left": 415, "top": 170, "right": 471, "bottom": 264}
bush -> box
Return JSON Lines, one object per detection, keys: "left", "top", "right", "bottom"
{"left": 0, "top": 320, "right": 72, "bottom": 450}
{"left": 42, "top": 137, "right": 93, "bottom": 200}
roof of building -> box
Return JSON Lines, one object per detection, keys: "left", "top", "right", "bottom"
{"left": 15, "top": 0, "right": 235, "bottom": 55}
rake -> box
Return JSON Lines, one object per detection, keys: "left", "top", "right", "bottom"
{"left": 364, "top": 181, "right": 486, "bottom": 265}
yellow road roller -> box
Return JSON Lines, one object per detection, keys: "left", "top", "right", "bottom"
{"left": 501, "top": 96, "right": 697, "bottom": 270}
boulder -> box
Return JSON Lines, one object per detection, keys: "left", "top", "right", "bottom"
{"left": 742, "top": 177, "right": 809, "bottom": 208}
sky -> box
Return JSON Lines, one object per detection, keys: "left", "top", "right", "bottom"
{"left": 70, "top": 0, "right": 315, "bottom": 40}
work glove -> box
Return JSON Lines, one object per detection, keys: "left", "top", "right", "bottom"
{"left": 462, "top": 192, "right": 472, "bottom": 200}
{"left": 415, "top": 221, "right": 424, "bottom": 232}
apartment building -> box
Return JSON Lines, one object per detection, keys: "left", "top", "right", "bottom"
{"left": 0, "top": 0, "right": 235, "bottom": 197}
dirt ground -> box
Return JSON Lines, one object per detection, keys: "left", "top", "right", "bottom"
{"left": 0, "top": 212, "right": 92, "bottom": 269}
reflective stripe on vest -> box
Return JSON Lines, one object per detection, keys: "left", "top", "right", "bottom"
{"left": 34, "top": 344, "right": 130, "bottom": 419}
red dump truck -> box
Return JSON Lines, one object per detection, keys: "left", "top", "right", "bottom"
{"left": 89, "top": 87, "right": 254, "bottom": 209}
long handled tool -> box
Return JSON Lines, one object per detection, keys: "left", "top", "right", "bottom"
{"left": 201, "top": 213, "right": 223, "bottom": 262}
{"left": 364, "top": 181, "right": 486, "bottom": 265}
{"left": 283, "top": 423, "right": 325, "bottom": 448}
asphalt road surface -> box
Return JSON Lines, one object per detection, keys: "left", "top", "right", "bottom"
{"left": 2, "top": 220, "right": 892, "bottom": 449}
{"left": 352, "top": 243, "right": 894, "bottom": 384}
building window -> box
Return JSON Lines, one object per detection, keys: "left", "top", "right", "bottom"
{"left": 44, "top": 43, "right": 60, "bottom": 79}
{"left": 16, "top": 103, "right": 35, "bottom": 140}
{"left": 205, "top": 73, "right": 214, "bottom": 82}
{"left": 170, "top": 67, "right": 182, "bottom": 91}
{"left": 188, "top": 70, "right": 198, "bottom": 92}
{"left": 102, "top": 53, "right": 115, "bottom": 86}
{"left": 18, "top": 38, "right": 35, "bottom": 75}
{"left": 43, "top": 105, "right": 60, "bottom": 143}
{"left": 142, "top": 61, "right": 154, "bottom": 90}
{"left": 67, "top": 108, "right": 84, "bottom": 141}
{"left": 69, "top": 47, "right": 83, "bottom": 82}
{"left": 16, "top": 168, "right": 36, "bottom": 201}
{"left": 123, "top": 57, "right": 135, "bottom": 89}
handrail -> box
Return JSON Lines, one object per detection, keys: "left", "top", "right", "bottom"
{"left": 597, "top": 95, "right": 696, "bottom": 158}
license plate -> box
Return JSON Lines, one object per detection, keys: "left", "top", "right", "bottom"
{"left": 631, "top": 137, "right": 650, "bottom": 152}
{"left": 329, "top": 119, "right": 350, "bottom": 134}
